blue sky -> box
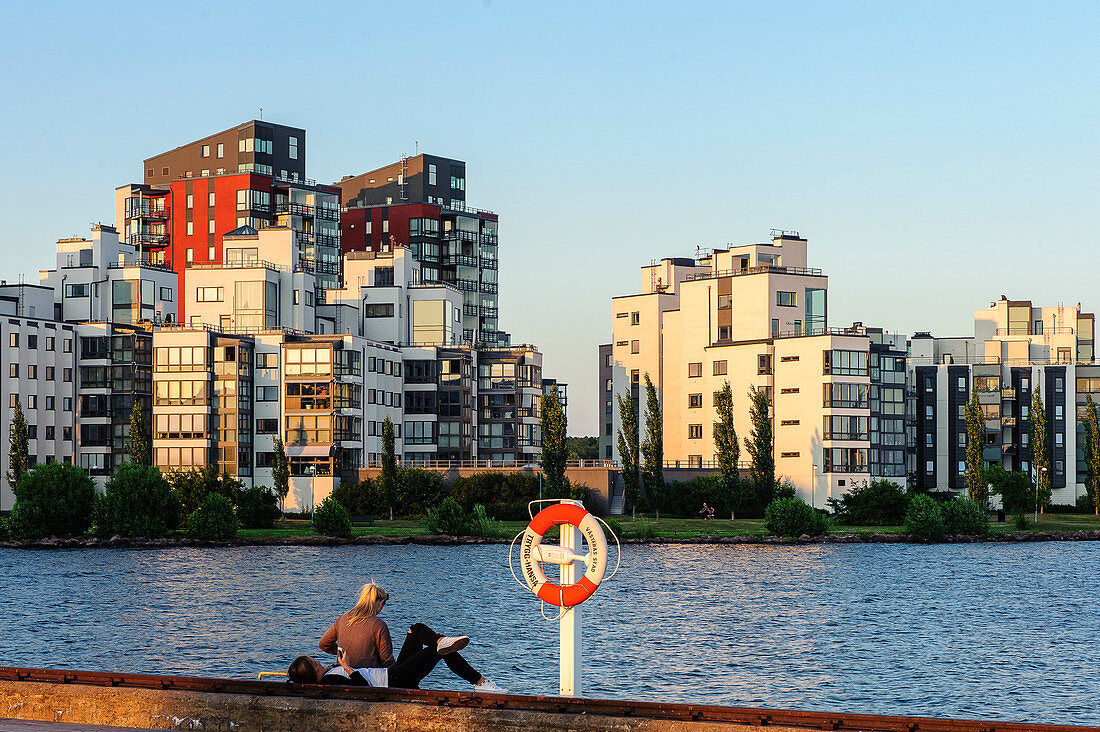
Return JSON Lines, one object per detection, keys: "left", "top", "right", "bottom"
{"left": 2, "top": 2, "right": 1099, "bottom": 435}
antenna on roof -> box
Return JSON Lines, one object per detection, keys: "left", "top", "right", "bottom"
{"left": 415, "top": 140, "right": 419, "bottom": 154}
{"left": 259, "top": 107, "right": 263, "bottom": 120}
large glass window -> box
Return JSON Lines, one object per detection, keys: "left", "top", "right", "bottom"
{"left": 823, "top": 350, "right": 868, "bottom": 376}
{"left": 805, "top": 288, "right": 826, "bottom": 334}
{"left": 823, "top": 382, "right": 869, "bottom": 408}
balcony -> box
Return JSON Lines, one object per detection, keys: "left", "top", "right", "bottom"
{"left": 276, "top": 202, "right": 315, "bottom": 217}
{"left": 1002, "top": 416, "right": 1017, "bottom": 427}
{"left": 687, "top": 264, "right": 824, "bottom": 282}
{"left": 1002, "top": 388, "right": 1017, "bottom": 399}
{"left": 126, "top": 232, "right": 169, "bottom": 247}
{"left": 442, "top": 253, "right": 478, "bottom": 267}
{"left": 443, "top": 230, "right": 479, "bottom": 243}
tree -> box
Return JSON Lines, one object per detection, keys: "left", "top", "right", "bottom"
{"left": 712, "top": 381, "right": 739, "bottom": 518}
{"left": 1031, "top": 382, "right": 1050, "bottom": 513}
{"left": 964, "top": 385, "right": 986, "bottom": 507}
{"left": 743, "top": 386, "right": 775, "bottom": 510}
{"left": 272, "top": 437, "right": 290, "bottom": 519}
{"left": 540, "top": 385, "right": 568, "bottom": 496}
{"left": 381, "top": 417, "right": 398, "bottom": 520}
{"left": 1085, "top": 395, "right": 1100, "bottom": 516}
{"left": 168, "top": 466, "right": 241, "bottom": 517}
{"left": 7, "top": 400, "right": 28, "bottom": 491}
{"left": 8, "top": 463, "right": 96, "bottom": 540}
{"left": 128, "top": 399, "right": 151, "bottom": 467}
{"left": 565, "top": 437, "right": 599, "bottom": 460}
{"left": 94, "top": 463, "right": 178, "bottom": 538}
{"left": 639, "top": 373, "right": 664, "bottom": 509}
{"left": 986, "top": 464, "right": 1033, "bottom": 515}
{"left": 616, "top": 389, "right": 640, "bottom": 514}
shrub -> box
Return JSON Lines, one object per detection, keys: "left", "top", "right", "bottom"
{"left": 331, "top": 478, "right": 382, "bottom": 516}
{"left": 392, "top": 468, "right": 446, "bottom": 517}
{"left": 1014, "top": 512, "right": 1032, "bottom": 530}
{"left": 904, "top": 494, "right": 945, "bottom": 541}
{"left": 236, "top": 486, "right": 281, "bottom": 530}
{"left": 604, "top": 517, "right": 624, "bottom": 539}
{"left": 312, "top": 496, "right": 351, "bottom": 538}
{"left": 655, "top": 475, "right": 737, "bottom": 518}
{"left": 8, "top": 463, "right": 96, "bottom": 540}
{"left": 94, "top": 463, "right": 179, "bottom": 538}
{"left": 1076, "top": 494, "right": 1095, "bottom": 514}
{"left": 170, "top": 466, "right": 242, "bottom": 516}
{"left": 940, "top": 497, "right": 989, "bottom": 535}
{"left": 827, "top": 479, "right": 909, "bottom": 525}
{"left": 0, "top": 516, "right": 9, "bottom": 541}
{"left": 631, "top": 516, "right": 656, "bottom": 539}
{"left": 466, "top": 504, "right": 501, "bottom": 538}
{"left": 986, "top": 464, "right": 1033, "bottom": 514}
{"left": 1046, "top": 502, "right": 1084, "bottom": 514}
{"left": 426, "top": 497, "right": 470, "bottom": 535}
{"left": 186, "top": 493, "right": 238, "bottom": 541}
{"left": 765, "top": 497, "right": 828, "bottom": 537}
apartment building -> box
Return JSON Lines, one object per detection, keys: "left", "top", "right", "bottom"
{"left": 116, "top": 121, "right": 341, "bottom": 313}
{"left": 605, "top": 232, "right": 902, "bottom": 503}
{"left": 336, "top": 155, "right": 505, "bottom": 346}
{"left": 0, "top": 291, "right": 78, "bottom": 510}
{"left": 909, "top": 297, "right": 1097, "bottom": 504}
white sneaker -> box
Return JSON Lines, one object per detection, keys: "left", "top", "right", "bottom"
{"left": 475, "top": 678, "right": 507, "bottom": 694}
{"left": 436, "top": 635, "right": 469, "bottom": 655}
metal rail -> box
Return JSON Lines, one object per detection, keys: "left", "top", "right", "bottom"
{"left": 0, "top": 666, "right": 1094, "bottom": 732}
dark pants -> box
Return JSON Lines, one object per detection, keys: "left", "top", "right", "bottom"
{"left": 387, "top": 623, "right": 481, "bottom": 689}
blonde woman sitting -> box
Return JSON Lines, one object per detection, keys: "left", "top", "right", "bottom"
{"left": 313, "top": 582, "right": 505, "bottom": 692}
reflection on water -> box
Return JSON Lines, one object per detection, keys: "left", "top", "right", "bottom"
{"left": 1, "top": 542, "right": 1098, "bottom": 724}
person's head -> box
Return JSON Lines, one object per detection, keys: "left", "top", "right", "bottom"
{"left": 347, "top": 582, "right": 389, "bottom": 625}
{"left": 287, "top": 655, "right": 326, "bottom": 684}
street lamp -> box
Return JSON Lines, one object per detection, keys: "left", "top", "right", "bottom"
{"left": 811, "top": 462, "right": 818, "bottom": 509}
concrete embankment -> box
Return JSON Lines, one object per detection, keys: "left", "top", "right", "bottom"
{"left": 1, "top": 667, "right": 1097, "bottom": 732}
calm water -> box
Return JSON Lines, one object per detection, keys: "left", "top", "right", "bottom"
{"left": 1, "top": 542, "right": 1098, "bottom": 724}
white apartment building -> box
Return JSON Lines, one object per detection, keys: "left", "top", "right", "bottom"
{"left": 603, "top": 232, "right": 905, "bottom": 505}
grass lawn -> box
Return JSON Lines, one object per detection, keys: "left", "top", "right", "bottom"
{"left": 236, "top": 513, "right": 1100, "bottom": 540}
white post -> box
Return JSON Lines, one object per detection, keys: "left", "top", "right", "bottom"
{"left": 559, "top": 499, "right": 582, "bottom": 696}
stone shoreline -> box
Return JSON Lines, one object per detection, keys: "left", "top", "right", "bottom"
{"left": 3, "top": 529, "right": 1100, "bottom": 550}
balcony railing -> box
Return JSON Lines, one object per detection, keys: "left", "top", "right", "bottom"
{"left": 1002, "top": 388, "right": 1017, "bottom": 399}
{"left": 186, "top": 259, "right": 287, "bottom": 272}
{"left": 442, "top": 253, "right": 478, "bottom": 267}
{"left": 276, "top": 202, "right": 315, "bottom": 217}
{"left": 687, "top": 264, "right": 823, "bottom": 282}
{"left": 443, "top": 230, "right": 479, "bottom": 243}
{"left": 126, "top": 233, "right": 169, "bottom": 247}
{"left": 108, "top": 259, "right": 174, "bottom": 272}
{"left": 995, "top": 327, "right": 1076, "bottom": 336}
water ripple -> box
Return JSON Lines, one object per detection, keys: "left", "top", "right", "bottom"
{"left": 0, "top": 542, "right": 1097, "bottom": 725}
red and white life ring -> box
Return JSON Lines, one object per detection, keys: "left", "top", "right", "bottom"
{"left": 519, "top": 503, "right": 608, "bottom": 608}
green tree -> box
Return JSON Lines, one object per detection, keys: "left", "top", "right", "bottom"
{"left": 616, "top": 390, "right": 640, "bottom": 514}
{"left": 1085, "top": 395, "right": 1100, "bottom": 516}
{"left": 271, "top": 437, "right": 290, "bottom": 518}
{"left": 94, "top": 463, "right": 178, "bottom": 538}
{"left": 128, "top": 399, "right": 151, "bottom": 467}
{"left": 639, "top": 373, "right": 664, "bottom": 509}
{"left": 986, "top": 464, "right": 1034, "bottom": 514}
{"left": 381, "top": 417, "right": 397, "bottom": 520}
{"left": 712, "top": 381, "right": 739, "bottom": 518}
{"left": 7, "top": 400, "right": 28, "bottom": 491}
{"left": 1031, "top": 383, "right": 1050, "bottom": 513}
{"left": 744, "top": 386, "right": 775, "bottom": 509}
{"left": 168, "top": 466, "right": 241, "bottom": 517}
{"left": 565, "top": 437, "right": 599, "bottom": 460}
{"left": 8, "top": 463, "right": 96, "bottom": 540}
{"left": 964, "top": 385, "right": 986, "bottom": 507}
{"left": 540, "top": 385, "right": 568, "bottom": 496}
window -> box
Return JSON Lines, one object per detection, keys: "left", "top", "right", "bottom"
{"left": 257, "top": 386, "right": 279, "bottom": 401}
{"left": 717, "top": 294, "right": 732, "bottom": 309}
{"left": 186, "top": 248, "right": 194, "bottom": 263}
{"left": 186, "top": 194, "right": 193, "bottom": 209}
{"left": 256, "top": 419, "right": 279, "bottom": 434}
{"left": 823, "top": 415, "right": 869, "bottom": 440}
{"left": 780, "top": 355, "right": 800, "bottom": 362}
{"left": 630, "top": 340, "right": 640, "bottom": 354}
{"left": 958, "top": 461, "right": 967, "bottom": 475}
{"left": 958, "top": 377, "right": 967, "bottom": 391}
{"left": 757, "top": 354, "right": 771, "bottom": 375}
{"left": 718, "top": 326, "right": 731, "bottom": 340}
{"left": 8, "top": 394, "right": 15, "bottom": 407}
{"left": 208, "top": 191, "right": 215, "bottom": 207}
{"left": 1055, "top": 376, "right": 1064, "bottom": 391}
{"left": 186, "top": 221, "right": 194, "bottom": 236}
{"left": 631, "top": 312, "right": 640, "bottom": 325}
{"left": 688, "top": 394, "right": 702, "bottom": 408}
{"left": 8, "top": 363, "right": 15, "bottom": 377}
{"left": 688, "top": 362, "right": 703, "bottom": 378}
{"left": 688, "top": 424, "right": 703, "bottom": 439}
{"left": 615, "top": 312, "right": 628, "bottom": 319}
{"left": 958, "top": 433, "right": 966, "bottom": 447}
{"left": 925, "top": 405, "right": 933, "bottom": 418}
{"left": 289, "top": 136, "right": 299, "bottom": 160}
{"left": 823, "top": 383, "right": 869, "bottom": 408}
{"left": 713, "top": 360, "right": 727, "bottom": 376}
{"left": 208, "top": 219, "right": 215, "bottom": 235}
{"left": 196, "top": 287, "right": 223, "bottom": 302}
{"left": 46, "top": 336, "right": 55, "bottom": 351}
{"left": 823, "top": 350, "right": 868, "bottom": 376}
{"left": 925, "top": 433, "right": 933, "bottom": 446}
{"left": 27, "top": 365, "right": 36, "bottom": 379}
{"left": 202, "top": 144, "right": 210, "bottom": 158}
{"left": 1055, "top": 405, "right": 1063, "bottom": 418}
{"left": 208, "top": 245, "right": 216, "bottom": 260}
{"left": 160, "top": 287, "right": 173, "bottom": 301}
{"left": 256, "top": 352, "right": 279, "bottom": 368}
{"left": 27, "top": 334, "right": 37, "bottom": 349}
{"left": 27, "top": 395, "right": 36, "bottom": 409}
{"left": 780, "top": 452, "right": 800, "bottom": 458}
{"left": 428, "top": 164, "right": 437, "bottom": 185}
{"left": 780, "top": 419, "right": 799, "bottom": 426}
{"left": 777, "top": 291, "right": 797, "bottom": 307}
{"left": 217, "top": 142, "right": 224, "bottom": 158}
{"left": 8, "top": 333, "right": 16, "bottom": 347}
{"left": 1055, "top": 432, "right": 1064, "bottom": 446}
{"left": 822, "top": 447, "right": 868, "bottom": 473}
{"left": 780, "top": 387, "right": 799, "bottom": 394}
{"left": 771, "top": 319, "right": 780, "bottom": 337}
{"left": 64, "top": 370, "right": 71, "bottom": 383}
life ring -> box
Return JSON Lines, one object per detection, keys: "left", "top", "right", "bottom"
{"left": 519, "top": 503, "right": 608, "bottom": 607}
